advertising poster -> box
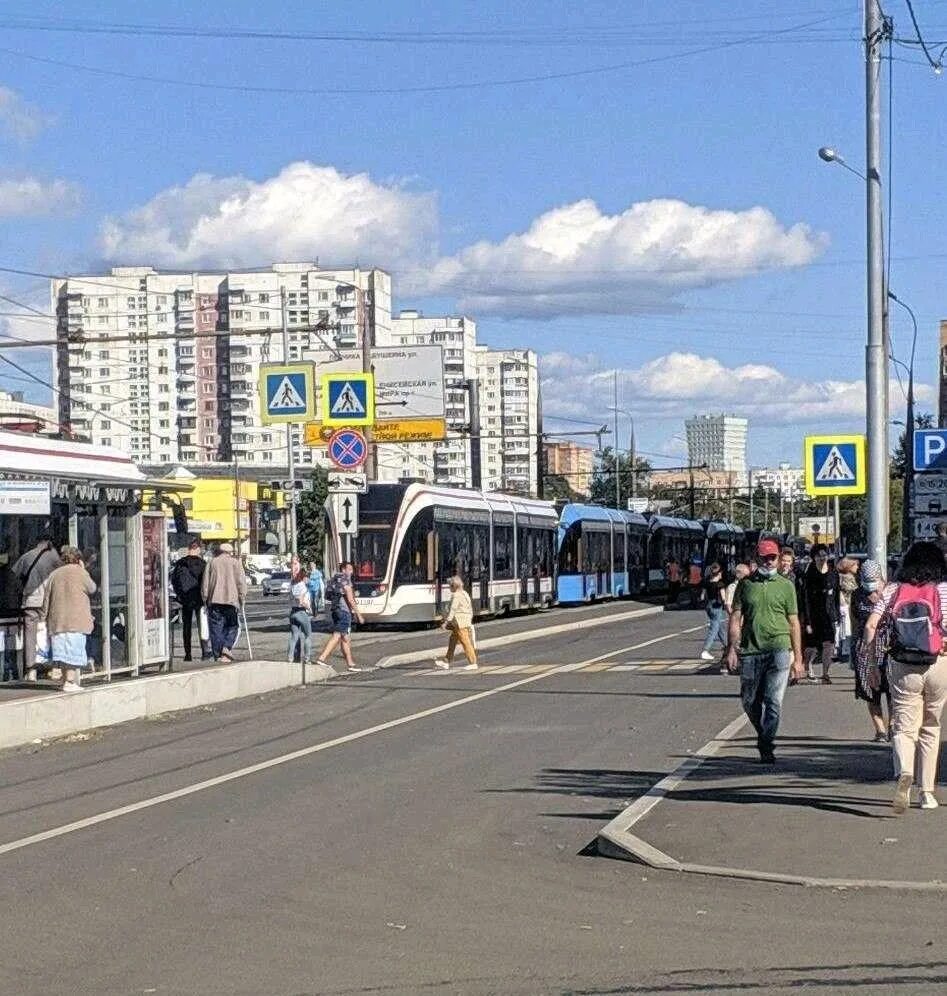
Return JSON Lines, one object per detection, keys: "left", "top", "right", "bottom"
{"left": 141, "top": 512, "right": 169, "bottom": 664}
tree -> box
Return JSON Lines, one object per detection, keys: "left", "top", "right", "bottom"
{"left": 891, "top": 411, "right": 934, "bottom": 478}
{"left": 589, "top": 447, "right": 652, "bottom": 508}
{"left": 295, "top": 466, "right": 329, "bottom": 565}
{"left": 544, "top": 473, "right": 582, "bottom": 502}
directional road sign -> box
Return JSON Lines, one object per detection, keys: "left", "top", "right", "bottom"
{"left": 914, "top": 429, "right": 947, "bottom": 472}
{"left": 321, "top": 372, "right": 374, "bottom": 427}
{"left": 327, "top": 471, "right": 368, "bottom": 494}
{"left": 803, "top": 434, "right": 866, "bottom": 497}
{"left": 259, "top": 363, "right": 316, "bottom": 425}
{"left": 327, "top": 428, "right": 368, "bottom": 470}
{"left": 330, "top": 492, "right": 359, "bottom": 536}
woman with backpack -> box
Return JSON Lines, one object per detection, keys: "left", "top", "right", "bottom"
{"left": 863, "top": 541, "right": 947, "bottom": 813}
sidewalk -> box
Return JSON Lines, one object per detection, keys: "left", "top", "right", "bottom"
{"left": 600, "top": 671, "right": 947, "bottom": 889}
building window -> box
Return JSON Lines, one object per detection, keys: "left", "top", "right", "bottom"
{"left": 97, "top": 316, "right": 107, "bottom": 326}
{"left": 259, "top": 311, "right": 269, "bottom": 321}
{"left": 97, "top": 297, "right": 108, "bottom": 307}
{"left": 157, "top": 313, "right": 167, "bottom": 324}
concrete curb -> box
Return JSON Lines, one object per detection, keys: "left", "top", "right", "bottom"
{"left": 0, "top": 659, "right": 341, "bottom": 752}
{"left": 595, "top": 712, "right": 947, "bottom": 893}
{"left": 376, "top": 604, "right": 665, "bottom": 669}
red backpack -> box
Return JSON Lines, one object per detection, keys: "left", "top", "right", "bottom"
{"left": 888, "top": 583, "right": 943, "bottom": 667}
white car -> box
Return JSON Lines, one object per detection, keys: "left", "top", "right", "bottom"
{"left": 261, "top": 571, "right": 292, "bottom": 596}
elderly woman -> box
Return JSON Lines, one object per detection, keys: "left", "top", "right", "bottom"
{"left": 42, "top": 546, "right": 96, "bottom": 692}
{"left": 434, "top": 576, "right": 478, "bottom": 671}
{"left": 852, "top": 558, "right": 891, "bottom": 742}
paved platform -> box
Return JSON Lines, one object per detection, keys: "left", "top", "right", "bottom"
{"left": 613, "top": 673, "right": 947, "bottom": 887}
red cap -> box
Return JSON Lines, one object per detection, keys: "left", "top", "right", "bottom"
{"left": 757, "top": 539, "right": 780, "bottom": 557}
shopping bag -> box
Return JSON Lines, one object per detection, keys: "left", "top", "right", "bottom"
{"left": 198, "top": 607, "right": 210, "bottom": 642}
{"left": 34, "top": 620, "right": 51, "bottom": 667}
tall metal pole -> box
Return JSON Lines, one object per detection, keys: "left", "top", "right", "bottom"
{"left": 865, "top": 0, "right": 889, "bottom": 567}
{"left": 359, "top": 279, "right": 378, "bottom": 482}
{"left": 630, "top": 418, "right": 637, "bottom": 499}
{"left": 280, "top": 287, "right": 298, "bottom": 556}
{"left": 748, "top": 468, "right": 754, "bottom": 530}
{"left": 834, "top": 494, "right": 842, "bottom": 554}
{"left": 613, "top": 370, "right": 620, "bottom": 510}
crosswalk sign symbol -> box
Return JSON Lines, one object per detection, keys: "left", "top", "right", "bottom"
{"left": 321, "top": 372, "right": 375, "bottom": 427}
{"left": 258, "top": 362, "right": 316, "bottom": 425}
{"left": 804, "top": 435, "right": 866, "bottom": 497}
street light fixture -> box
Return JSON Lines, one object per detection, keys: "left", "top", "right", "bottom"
{"left": 817, "top": 146, "right": 868, "bottom": 180}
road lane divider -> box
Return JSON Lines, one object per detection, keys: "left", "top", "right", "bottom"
{"left": 0, "top": 625, "right": 700, "bottom": 859}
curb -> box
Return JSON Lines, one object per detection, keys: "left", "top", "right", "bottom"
{"left": 376, "top": 605, "right": 664, "bottom": 669}
{"left": 595, "top": 712, "right": 947, "bottom": 893}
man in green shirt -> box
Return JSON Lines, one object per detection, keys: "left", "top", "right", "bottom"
{"left": 726, "top": 539, "right": 804, "bottom": 763}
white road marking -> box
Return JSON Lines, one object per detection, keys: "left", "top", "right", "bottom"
{"left": 668, "top": 662, "right": 700, "bottom": 671}
{"left": 0, "top": 626, "right": 699, "bottom": 858}
{"left": 608, "top": 665, "right": 640, "bottom": 672}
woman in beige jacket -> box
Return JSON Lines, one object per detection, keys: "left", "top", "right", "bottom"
{"left": 43, "top": 546, "right": 96, "bottom": 692}
{"left": 434, "top": 576, "right": 478, "bottom": 671}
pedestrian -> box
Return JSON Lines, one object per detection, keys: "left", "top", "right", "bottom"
{"left": 726, "top": 539, "right": 804, "bottom": 763}
{"left": 851, "top": 558, "right": 891, "bottom": 743}
{"left": 307, "top": 561, "right": 324, "bottom": 619}
{"left": 42, "top": 546, "right": 96, "bottom": 692}
{"left": 699, "top": 562, "right": 728, "bottom": 662}
{"left": 665, "top": 557, "right": 681, "bottom": 607}
{"left": 800, "top": 543, "right": 840, "bottom": 683}
{"left": 722, "top": 563, "right": 751, "bottom": 675}
{"left": 935, "top": 521, "right": 947, "bottom": 560}
{"left": 287, "top": 564, "right": 313, "bottom": 664}
{"left": 171, "top": 539, "right": 211, "bottom": 662}
{"left": 434, "top": 576, "right": 478, "bottom": 671}
{"left": 200, "top": 542, "right": 247, "bottom": 663}
{"left": 778, "top": 546, "right": 796, "bottom": 581}
{"left": 13, "top": 535, "right": 61, "bottom": 681}
{"left": 863, "top": 541, "right": 947, "bottom": 813}
{"left": 836, "top": 556, "right": 860, "bottom": 665}
{"left": 315, "top": 561, "right": 365, "bottom": 672}
{"left": 688, "top": 555, "right": 703, "bottom": 609}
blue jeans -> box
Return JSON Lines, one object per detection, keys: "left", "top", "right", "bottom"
{"left": 740, "top": 650, "right": 791, "bottom": 753}
{"left": 287, "top": 608, "right": 312, "bottom": 663}
{"left": 702, "top": 604, "right": 727, "bottom": 653}
{"left": 208, "top": 604, "right": 239, "bottom": 659}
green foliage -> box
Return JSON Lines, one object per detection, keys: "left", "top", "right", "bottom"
{"left": 296, "top": 466, "right": 329, "bottom": 566}
{"left": 589, "top": 447, "right": 652, "bottom": 508}
{"left": 544, "top": 473, "right": 582, "bottom": 502}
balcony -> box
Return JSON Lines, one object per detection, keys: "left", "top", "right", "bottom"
{"left": 177, "top": 416, "right": 197, "bottom": 429}
{"left": 230, "top": 381, "right": 253, "bottom": 397}
{"left": 229, "top": 345, "right": 250, "bottom": 358}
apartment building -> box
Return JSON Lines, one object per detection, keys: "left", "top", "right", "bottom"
{"left": 685, "top": 413, "right": 748, "bottom": 478}
{"left": 390, "top": 311, "right": 540, "bottom": 495}
{"left": 543, "top": 441, "right": 595, "bottom": 496}
{"left": 751, "top": 463, "right": 804, "bottom": 500}
{"left": 52, "top": 264, "right": 391, "bottom": 470}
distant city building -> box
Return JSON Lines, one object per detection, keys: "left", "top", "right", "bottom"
{"left": 648, "top": 468, "right": 737, "bottom": 492}
{"left": 0, "top": 389, "right": 57, "bottom": 433}
{"left": 544, "top": 440, "right": 595, "bottom": 496}
{"left": 751, "top": 463, "right": 804, "bottom": 500}
{"left": 685, "top": 414, "right": 748, "bottom": 478}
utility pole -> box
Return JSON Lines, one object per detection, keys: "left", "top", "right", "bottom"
{"left": 613, "top": 369, "right": 620, "bottom": 510}
{"left": 764, "top": 488, "right": 769, "bottom": 531}
{"left": 359, "top": 278, "right": 378, "bottom": 482}
{"left": 280, "top": 287, "right": 298, "bottom": 555}
{"left": 465, "top": 377, "right": 482, "bottom": 490}
{"left": 865, "top": 0, "right": 889, "bottom": 567}
{"left": 748, "top": 468, "right": 754, "bottom": 530}
{"left": 629, "top": 418, "right": 637, "bottom": 500}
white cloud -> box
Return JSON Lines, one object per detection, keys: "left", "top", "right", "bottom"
{"left": 0, "top": 87, "right": 53, "bottom": 142}
{"left": 540, "top": 350, "right": 932, "bottom": 427}
{"left": 418, "top": 198, "right": 826, "bottom": 318}
{"left": 100, "top": 162, "right": 438, "bottom": 269}
{"left": 0, "top": 177, "right": 82, "bottom": 217}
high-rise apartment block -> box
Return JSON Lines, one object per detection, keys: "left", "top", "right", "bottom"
{"left": 685, "top": 414, "right": 748, "bottom": 478}
{"left": 53, "top": 264, "right": 390, "bottom": 470}
{"left": 751, "top": 463, "right": 804, "bottom": 500}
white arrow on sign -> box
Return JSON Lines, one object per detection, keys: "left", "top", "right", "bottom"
{"left": 330, "top": 492, "right": 359, "bottom": 536}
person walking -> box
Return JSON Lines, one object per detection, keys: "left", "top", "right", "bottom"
{"left": 171, "top": 540, "right": 211, "bottom": 662}
{"left": 726, "top": 539, "right": 804, "bottom": 763}
{"left": 665, "top": 557, "right": 681, "bottom": 607}
{"left": 800, "top": 543, "right": 840, "bottom": 684}
{"left": 434, "top": 576, "right": 478, "bottom": 671}
{"left": 315, "top": 561, "right": 365, "bottom": 672}
{"left": 42, "top": 547, "right": 96, "bottom": 692}
{"left": 851, "top": 559, "right": 891, "bottom": 743}
{"left": 200, "top": 542, "right": 247, "bottom": 662}
{"left": 863, "top": 542, "right": 947, "bottom": 813}
{"left": 307, "top": 562, "right": 324, "bottom": 620}
{"left": 287, "top": 564, "right": 313, "bottom": 664}
{"left": 699, "top": 562, "right": 728, "bottom": 662}
{"left": 13, "top": 535, "right": 60, "bottom": 680}
{"left": 687, "top": 555, "right": 703, "bottom": 609}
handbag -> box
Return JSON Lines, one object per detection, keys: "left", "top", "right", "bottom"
{"left": 198, "top": 606, "right": 210, "bottom": 642}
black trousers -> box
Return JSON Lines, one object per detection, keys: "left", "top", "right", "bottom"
{"left": 179, "top": 601, "right": 208, "bottom": 659}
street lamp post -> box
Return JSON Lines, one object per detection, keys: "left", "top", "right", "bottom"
{"left": 889, "top": 291, "right": 918, "bottom": 549}
{"left": 608, "top": 399, "right": 636, "bottom": 505}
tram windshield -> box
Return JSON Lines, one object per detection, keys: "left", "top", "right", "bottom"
{"left": 348, "top": 486, "right": 406, "bottom": 581}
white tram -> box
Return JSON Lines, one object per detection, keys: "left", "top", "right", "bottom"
{"left": 325, "top": 483, "right": 558, "bottom": 623}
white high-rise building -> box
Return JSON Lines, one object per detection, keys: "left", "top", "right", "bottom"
{"left": 52, "top": 264, "right": 391, "bottom": 470}
{"left": 751, "top": 463, "right": 804, "bottom": 500}
{"left": 390, "top": 311, "right": 540, "bottom": 495}
{"left": 685, "top": 414, "right": 748, "bottom": 478}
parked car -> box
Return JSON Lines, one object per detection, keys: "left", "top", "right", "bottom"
{"left": 261, "top": 570, "right": 292, "bottom": 597}
{"left": 246, "top": 566, "right": 272, "bottom": 586}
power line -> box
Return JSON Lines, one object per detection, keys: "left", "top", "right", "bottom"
{"left": 903, "top": 0, "right": 944, "bottom": 69}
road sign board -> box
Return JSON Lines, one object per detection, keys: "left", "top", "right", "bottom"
{"left": 803, "top": 434, "right": 866, "bottom": 497}
{"left": 371, "top": 418, "right": 447, "bottom": 443}
{"left": 914, "top": 429, "right": 947, "bottom": 472}
{"left": 913, "top": 514, "right": 947, "bottom": 540}
{"left": 321, "top": 372, "right": 374, "bottom": 427}
{"left": 330, "top": 492, "right": 359, "bottom": 536}
{"left": 327, "top": 472, "right": 368, "bottom": 494}
{"left": 327, "top": 428, "right": 368, "bottom": 470}
{"left": 259, "top": 363, "right": 316, "bottom": 425}
{"left": 626, "top": 498, "right": 649, "bottom": 513}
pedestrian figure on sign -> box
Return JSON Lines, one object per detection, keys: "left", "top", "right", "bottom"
{"left": 434, "top": 576, "right": 478, "bottom": 671}
{"left": 726, "top": 539, "right": 805, "bottom": 764}
{"left": 315, "top": 561, "right": 365, "bottom": 672}
{"left": 336, "top": 384, "right": 358, "bottom": 412}
{"left": 278, "top": 382, "right": 296, "bottom": 406}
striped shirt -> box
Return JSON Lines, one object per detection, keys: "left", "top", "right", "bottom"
{"left": 871, "top": 582, "right": 947, "bottom": 634}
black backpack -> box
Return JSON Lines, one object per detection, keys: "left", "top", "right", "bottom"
{"left": 325, "top": 572, "right": 347, "bottom": 604}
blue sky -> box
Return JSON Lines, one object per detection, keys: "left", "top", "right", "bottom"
{"left": 2, "top": 0, "right": 947, "bottom": 467}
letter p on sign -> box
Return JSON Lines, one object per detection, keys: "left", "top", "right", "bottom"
{"left": 914, "top": 430, "right": 947, "bottom": 472}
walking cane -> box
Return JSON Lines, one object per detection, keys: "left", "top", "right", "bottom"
{"left": 239, "top": 602, "right": 253, "bottom": 659}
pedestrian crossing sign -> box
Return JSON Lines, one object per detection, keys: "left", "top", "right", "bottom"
{"left": 321, "top": 372, "right": 375, "bottom": 427}
{"left": 259, "top": 363, "right": 317, "bottom": 425}
{"left": 803, "top": 434, "right": 866, "bottom": 497}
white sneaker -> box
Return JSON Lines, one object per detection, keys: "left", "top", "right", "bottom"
{"left": 699, "top": 651, "right": 715, "bottom": 661}
{"left": 462, "top": 662, "right": 479, "bottom": 671}
{"left": 893, "top": 772, "right": 913, "bottom": 814}
{"left": 61, "top": 681, "right": 81, "bottom": 693}
{"left": 920, "top": 791, "right": 939, "bottom": 810}
{"left": 433, "top": 659, "right": 450, "bottom": 670}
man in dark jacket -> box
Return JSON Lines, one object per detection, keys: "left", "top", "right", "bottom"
{"left": 13, "top": 536, "right": 61, "bottom": 679}
{"left": 171, "top": 540, "right": 210, "bottom": 662}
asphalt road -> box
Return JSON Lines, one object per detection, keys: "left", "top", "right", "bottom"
{"left": 2, "top": 609, "right": 945, "bottom": 995}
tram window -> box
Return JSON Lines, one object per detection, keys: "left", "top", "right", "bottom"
{"left": 469, "top": 524, "right": 489, "bottom": 580}
{"left": 394, "top": 509, "right": 433, "bottom": 586}
{"left": 614, "top": 530, "right": 626, "bottom": 572}
{"left": 538, "top": 528, "right": 555, "bottom": 576}
{"left": 494, "top": 524, "right": 514, "bottom": 579}
{"left": 351, "top": 528, "right": 391, "bottom": 581}
{"left": 558, "top": 522, "right": 580, "bottom": 576}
